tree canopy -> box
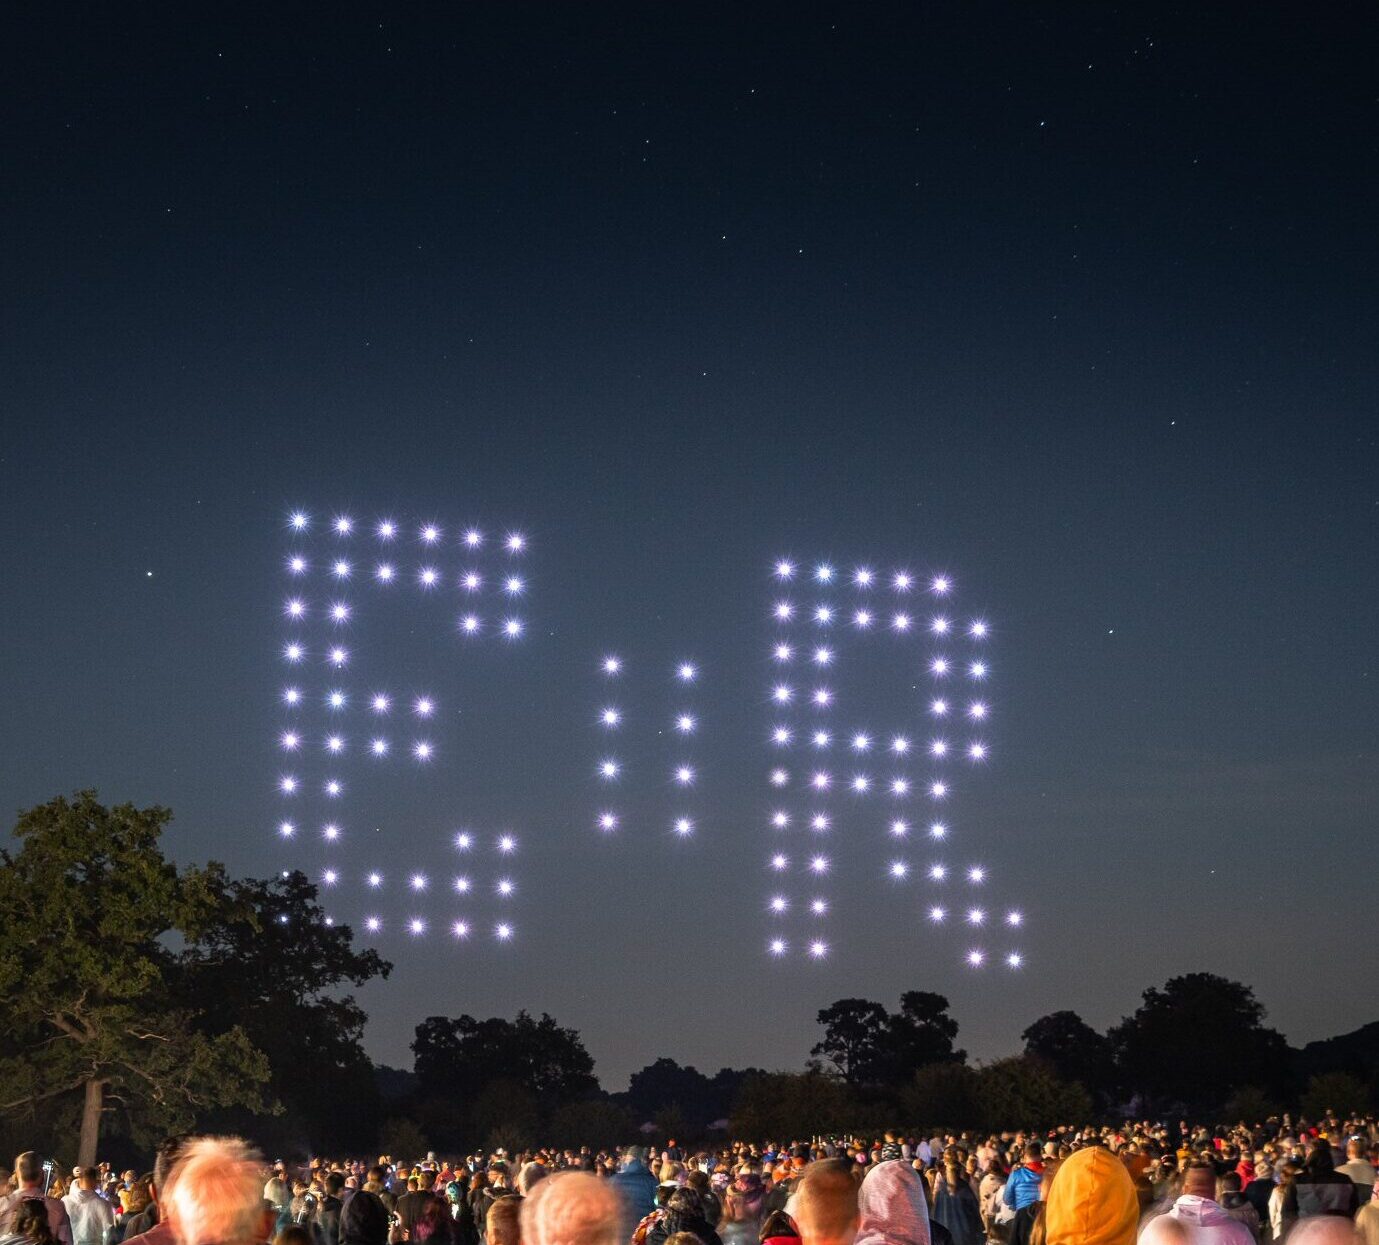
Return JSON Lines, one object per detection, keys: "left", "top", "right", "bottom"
{"left": 812, "top": 992, "right": 963, "bottom": 1088}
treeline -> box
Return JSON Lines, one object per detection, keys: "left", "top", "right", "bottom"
{"left": 2, "top": 793, "right": 1377, "bottom": 1168}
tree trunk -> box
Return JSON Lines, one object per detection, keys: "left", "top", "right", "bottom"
{"left": 77, "top": 1077, "right": 104, "bottom": 1168}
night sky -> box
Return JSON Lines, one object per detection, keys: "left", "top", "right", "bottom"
{"left": 4, "top": 4, "right": 1376, "bottom": 1089}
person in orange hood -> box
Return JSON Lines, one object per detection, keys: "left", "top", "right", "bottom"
{"left": 1045, "top": 1149, "right": 1139, "bottom": 1245}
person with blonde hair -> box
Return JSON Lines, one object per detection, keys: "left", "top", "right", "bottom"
{"left": 162, "top": 1138, "right": 267, "bottom": 1245}
{"left": 520, "top": 1174, "right": 621, "bottom": 1245}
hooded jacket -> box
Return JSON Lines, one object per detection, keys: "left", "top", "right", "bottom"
{"left": 62, "top": 1189, "right": 115, "bottom": 1245}
{"left": 1167, "top": 1196, "right": 1256, "bottom": 1245}
{"left": 855, "top": 1161, "right": 931, "bottom": 1245}
{"left": 1044, "top": 1149, "right": 1138, "bottom": 1245}
{"left": 1005, "top": 1165, "right": 1045, "bottom": 1213}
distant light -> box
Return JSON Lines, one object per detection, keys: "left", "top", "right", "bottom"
{"left": 970, "top": 661, "right": 987, "bottom": 679}
{"left": 365, "top": 917, "right": 382, "bottom": 933}
{"left": 893, "top": 735, "right": 911, "bottom": 754}
{"left": 462, "top": 571, "right": 481, "bottom": 590}
{"left": 283, "top": 686, "right": 301, "bottom": 706}
{"left": 774, "top": 559, "right": 795, "bottom": 579}
{"left": 930, "top": 781, "right": 947, "bottom": 797}
{"left": 892, "top": 613, "right": 912, "bottom": 632}
{"left": 815, "top": 564, "right": 834, "bottom": 583}
{"left": 811, "top": 771, "right": 831, "bottom": 791}
{"left": 288, "top": 555, "right": 307, "bottom": 574}
{"left": 852, "top": 774, "right": 871, "bottom": 793}
{"left": 809, "top": 855, "right": 829, "bottom": 874}
{"left": 289, "top": 511, "right": 308, "bottom": 530}
{"left": 894, "top": 572, "right": 913, "bottom": 591}
{"left": 774, "top": 601, "right": 794, "bottom": 621}
{"left": 325, "top": 779, "right": 341, "bottom": 796}
{"left": 769, "top": 937, "right": 787, "bottom": 956}
{"left": 410, "top": 873, "right": 428, "bottom": 891}
{"left": 808, "top": 940, "right": 828, "bottom": 959}
{"left": 769, "top": 895, "right": 788, "bottom": 914}
{"left": 421, "top": 524, "right": 440, "bottom": 543}
{"left": 812, "top": 730, "right": 830, "bottom": 748}
{"left": 334, "top": 516, "right": 353, "bottom": 535}
{"left": 502, "top": 618, "right": 523, "bottom": 637}
{"left": 464, "top": 528, "right": 483, "bottom": 548}
{"left": 283, "top": 643, "right": 304, "bottom": 663}
{"left": 673, "top": 765, "right": 695, "bottom": 785}
{"left": 328, "top": 646, "right": 348, "bottom": 666}
{"left": 968, "top": 949, "right": 985, "bottom": 966}
{"left": 676, "top": 713, "right": 696, "bottom": 733}
{"left": 409, "top": 918, "right": 426, "bottom": 936}
{"left": 415, "top": 697, "right": 434, "bottom": 717}
{"left": 286, "top": 597, "right": 306, "bottom": 618}
{"left": 367, "top": 872, "right": 382, "bottom": 887}
{"left": 811, "top": 814, "right": 829, "bottom": 831}
{"left": 969, "top": 701, "right": 987, "bottom": 719}
{"left": 931, "top": 698, "right": 948, "bottom": 715}
{"left": 932, "top": 576, "right": 950, "bottom": 594}
{"left": 377, "top": 520, "right": 396, "bottom": 540}
{"left": 854, "top": 609, "right": 873, "bottom": 627}
{"left": 1006, "top": 952, "right": 1023, "bottom": 968}
{"left": 812, "top": 688, "right": 832, "bottom": 706}
{"left": 280, "top": 731, "right": 300, "bottom": 750}
{"left": 599, "top": 759, "right": 620, "bottom": 779}
{"left": 603, "top": 655, "right": 621, "bottom": 674}
{"left": 891, "top": 778, "right": 910, "bottom": 796}
{"left": 852, "top": 732, "right": 871, "bottom": 751}
{"left": 930, "top": 864, "right": 947, "bottom": 880}
{"left": 677, "top": 662, "right": 697, "bottom": 681}
{"left": 814, "top": 606, "right": 833, "bottom": 624}
{"left": 418, "top": 566, "right": 439, "bottom": 587}
{"left": 452, "top": 921, "right": 470, "bottom": 939}
{"left": 772, "top": 684, "right": 793, "bottom": 703}
{"left": 969, "top": 742, "right": 988, "bottom": 760}
{"left": 968, "top": 907, "right": 986, "bottom": 925}
{"left": 770, "top": 767, "right": 789, "bottom": 786}
{"left": 504, "top": 575, "right": 524, "bottom": 595}
{"left": 931, "top": 740, "right": 948, "bottom": 757}
{"left": 330, "top": 602, "right": 350, "bottom": 622}
{"left": 498, "top": 834, "right": 516, "bottom": 853}
{"left": 333, "top": 560, "right": 351, "bottom": 578}
{"left": 460, "top": 614, "right": 480, "bottom": 634}
{"left": 930, "top": 822, "right": 947, "bottom": 839}
{"left": 931, "top": 658, "right": 949, "bottom": 675}
{"left": 854, "top": 567, "right": 873, "bottom": 587}
{"left": 771, "top": 726, "right": 792, "bottom": 745}
{"left": 505, "top": 533, "right": 526, "bottom": 552}
{"left": 278, "top": 820, "right": 295, "bottom": 837}
{"left": 376, "top": 563, "right": 394, "bottom": 582}
{"left": 413, "top": 741, "right": 433, "bottom": 761}
{"left": 773, "top": 643, "right": 793, "bottom": 661}
{"left": 673, "top": 817, "right": 694, "bottom": 836}
{"left": 770, "top": 853, "right": 789, "bottom": 871}
{"left": 601, "top": 707, "right": 621, "bottom": 727}
{"left": 771, "top": 810, "right": 790, "bottom": 828}
{"left": 279, "top": 776, "right": 297, "bottom": 794}
{"left": 496, "top": 878, "right": 514, "bottom": 896}
{"left": 890, "top": 860, "right": 910, "bottom": 879}
{"left": 929, "top": 906, "right": 946, "bottom": 922}
{"left": 813, "top": 646, "right": 832, "bottom": 665}
{"left": 971, "top": 620, "right": 988, "bottom": 638}
{"left": 597, "top": 812, "right": 618, "bottom": 832}
{"left": 453, "top": 876, "right": 471, "bottom": 893}
{"left": 810, "top": 898, "right": 828, "bottom": 915}
{"left": 323, "top": 823, "right": 340, "bottom": 841}
{"left": 932, "top": 617, "right": 949, "bottom": 635}
{"left": 968, "top": 866, "right": 985, "bottom": 883}
{"left": 891, "top": 819, "right": 909, "bottom": 837}
{"left": 495, "top": 922, "right": 513, "bottom": 940}
{"left": 1007, "top": 910, "right": 1023, "bottom": 926}
{"left": 454, "top": 832, "right": 473, "bottom": 850}
{"left": 326, "top": 735, "right": 344, "bottom": 753}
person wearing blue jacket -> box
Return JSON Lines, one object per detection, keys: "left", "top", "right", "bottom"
{"left": 1003, "top": 1144, "right": 1046, "bottom": 1213}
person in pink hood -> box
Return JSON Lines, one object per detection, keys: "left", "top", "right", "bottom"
{"left": 1145, "top": 1165, "right": 1255, "bottom": 1245}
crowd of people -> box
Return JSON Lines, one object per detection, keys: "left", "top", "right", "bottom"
{"left": 1, "top": 1115, "right": 1376, "bottom": 1245}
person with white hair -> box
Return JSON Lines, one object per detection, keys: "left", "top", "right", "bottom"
{"left": 519, "top": 1174, "right": 621, "bottom": 1245}
{"left": 162, "top": 1138, "right": 268, "bottom": 1245}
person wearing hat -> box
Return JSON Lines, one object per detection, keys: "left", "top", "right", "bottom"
{"left": 1044, "top": 1148, "right": 1138, "bottom": 1245}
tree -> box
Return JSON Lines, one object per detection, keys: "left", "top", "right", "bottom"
{"left": 901, "top": 1061, "right": 980, "bottom": 1129}
{"left": 627, "top": 1058, "right": 713, "bottom": 1128}
{"left": 1300, "top": 1071, "right": 1371, "bottom": 1120}
{"left": 0, "top": 793, "right": 270, "bottom": 1164}
{"left": 412, "top": 1011, "right": 598, "bottom": 1146}
{"left": 1021, "top": 1011, "right": 1115, "bottom": 1098}
{"left": 886, "top": 992, "right": 964, "bottom": 1077}
{"left": 811, "top": 999, "right": 892, "bottom": 1084}
{"left": 974, "top": 1056, "right": 1092, "bottom": 1131}
{"left": 174, "top": 870, "right": 392, "bottom": 1153}
{"left": 1108, "top": 973, "right": 1291, "bottom": 1113}
{"left": 730, "top": 1071, "right": 861, "bottom": 1140}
